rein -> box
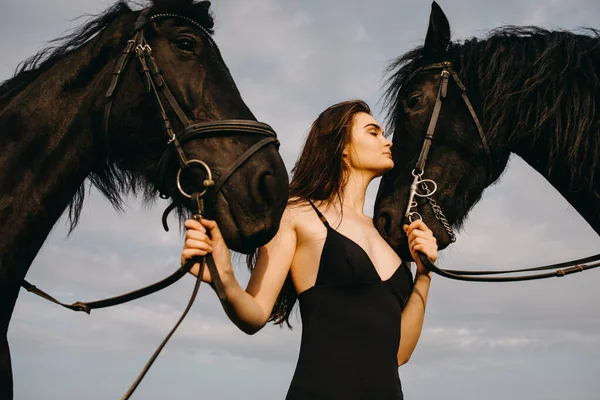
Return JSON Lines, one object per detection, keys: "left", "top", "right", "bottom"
{"left": 21, "top": 9, "right": 276, "bottom": 398}
{"left": 404, "top": 61, "right": 600, "bottom": 282}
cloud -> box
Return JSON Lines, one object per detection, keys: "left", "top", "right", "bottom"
{"left": 3, "top": 0, "right": 600, "bottom": 399}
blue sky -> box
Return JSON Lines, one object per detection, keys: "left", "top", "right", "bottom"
{"left": 2, "top": 0, "right": 600, "bottom": 399}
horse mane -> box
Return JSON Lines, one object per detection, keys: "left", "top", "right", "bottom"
{"left": 0, "top": 2, "right": 131, "bottom": 105}
{"left": 0, "top": 1, "right": 215, "bottom": 105}
{"left": 384, "top": 26, "right": 600, "bottom": 191}
{"left": 0, "top": 0, "right": 216, "bottom": 230}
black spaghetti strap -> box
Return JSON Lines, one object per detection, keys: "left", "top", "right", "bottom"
{"left": 307, "top": 199, "right": 330, "bottom": 228}
{"left": 287, "top": 199, "right": 413, "bottom": 399}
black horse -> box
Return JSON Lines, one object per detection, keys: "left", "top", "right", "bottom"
{"left": 374, "top": 2, "right": 600, "bottom": 260}
{"left": 0, "top": 0, "right": 289, "bottom": 397}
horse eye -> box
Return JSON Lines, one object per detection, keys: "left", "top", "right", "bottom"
{"left": 407, "top": 94, "right": 422, "bottom": 108}
{"left": 175, "top": 38, "right": 195, "bottom": 53}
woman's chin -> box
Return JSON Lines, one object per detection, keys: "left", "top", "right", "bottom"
{"left": 377, "top": 161, "right": 394, "bottom": 176}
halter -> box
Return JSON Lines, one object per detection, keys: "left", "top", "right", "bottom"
{"left": 400, "top": 61, "right": 600, "bottom": 282}
{"left": 404, "top": 61, "right": 493, "bottom": 243}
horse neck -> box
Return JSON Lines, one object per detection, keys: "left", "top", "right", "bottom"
{"left": 0, "top": 18, "right": 131, "bottom": 284}
{"left": 511, "top": 136, "right": 600, "bottom": 235}
{"left": 469, "top": 32, "right": 600, "bottom": 233}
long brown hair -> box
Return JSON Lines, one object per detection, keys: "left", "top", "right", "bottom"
{"left": 247, "top": 99, "right": 371, "bottom": 328}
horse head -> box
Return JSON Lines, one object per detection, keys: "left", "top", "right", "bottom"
{"left": 374, "top": 2, "right": 509, "bottom": 259}
{"left": 100, "top": 0, "right": 289, "bottom": 253}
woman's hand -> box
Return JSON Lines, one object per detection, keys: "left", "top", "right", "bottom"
{"left": 403, "top": 220, "right": 438, "bottom": 276}
{"left": 182, "top": 218, "right": 233, "bottom": 284}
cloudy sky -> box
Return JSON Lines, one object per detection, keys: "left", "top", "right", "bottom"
{"left": 2, "top": 0, "right": 600, "bottom": 399}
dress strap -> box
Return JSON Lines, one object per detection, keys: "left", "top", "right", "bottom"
{"left": 307, "top": 199, "right": 330, "bottom": 228}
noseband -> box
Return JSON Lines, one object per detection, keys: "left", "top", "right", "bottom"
{"left": 404, "top": 61, "right": 492, "bottom": 243}
{"left": 399, "top": 62, "right": 600, "bottom": 282}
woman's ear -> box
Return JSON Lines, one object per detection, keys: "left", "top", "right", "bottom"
{"left": 342, "top": 143, "right": 350, "bottom": 158}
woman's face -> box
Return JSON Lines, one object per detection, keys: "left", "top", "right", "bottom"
{"left": 344, "top": 112, "right": 394, "bottom": 176}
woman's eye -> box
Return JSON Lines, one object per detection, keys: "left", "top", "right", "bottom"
{"left": 407, "top": 94, "right": 422, "bottom": 108}
{"left": 175, "top": 38, "right": 195, "bottom": 53}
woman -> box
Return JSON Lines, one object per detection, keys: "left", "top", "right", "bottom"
{"left": 181, "top": 100, "right": 437, "bottom": 399}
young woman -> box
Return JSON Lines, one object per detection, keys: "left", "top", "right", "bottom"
{"left": 181, "top": 100, "right": 438, "bottom": 399}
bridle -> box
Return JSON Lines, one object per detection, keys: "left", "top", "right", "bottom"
{"left": 402, "top": 61, "right": 600, "bottom": 282}
{"left": 104, "top": 10, "right": 279, "bottom": 210}
{"left": 404, "top": 61, "right": 491, "bottom": 243}
{"left": 20, "top": 9, "right": 281, "bottom": 399}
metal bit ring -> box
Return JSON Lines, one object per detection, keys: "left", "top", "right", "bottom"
{"left": 176, "top": 159, "right": 215, "bottom": 198}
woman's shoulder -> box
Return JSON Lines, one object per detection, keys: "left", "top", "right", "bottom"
{"left": 283, "top": 197, "right": 324, "bottom": 230}
{"left": 284, "top": 198, "right": 313, "bottom": 221}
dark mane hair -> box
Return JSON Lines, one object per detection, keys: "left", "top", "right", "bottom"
{"left": 384, "top": 26, "right": 600, "bottom": 190}
{"left": 0, "top": 0, "right": 216, "bottom": 230}
{"left": 1, "top": 0, "right": 215, "bottom": 105}
{"left": 0, "top": 3, "right": 131, "bottom": 104}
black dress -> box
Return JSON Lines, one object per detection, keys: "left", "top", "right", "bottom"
{"left": 285, "top": 201, "right": 414, "bottom": 400}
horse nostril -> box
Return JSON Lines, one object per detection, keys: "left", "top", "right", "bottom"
{"left": 375, "top": 210, "right": 393, "bottom": 239}
{"left": 255, "top": 170, "right": 277, "bottom": 206}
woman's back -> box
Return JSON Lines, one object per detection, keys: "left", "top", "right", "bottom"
{"left": 286, "top": 201, "right": 414, "bottom": 400}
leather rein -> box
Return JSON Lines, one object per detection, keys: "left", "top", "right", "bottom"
{"left": 21, "top": 10, "right": 279, "bottom": 399}
{"left": 404, "top": 61, "right": 600, "bottom": 282}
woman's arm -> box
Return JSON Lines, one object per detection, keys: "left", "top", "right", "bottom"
{"left": 397, "top": 271, "right": 431, "bottom": 365}
{"left": 182, "top": 208, "right": 297, "bottom": 335}
{"left": 396, "top": 220, "right": 437, "bottom": 366}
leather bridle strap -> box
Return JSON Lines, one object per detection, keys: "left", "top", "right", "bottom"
{"left": 103, "top": 10, "right": 279, "bottom": 171}
{"left": 448, "top": 67, "right": 493, "bottom": 182}
{"left": 23, "top": 11, "right": 279, "bottom": 311}
{"left": 21, "top": 9, "right": 277, "bottom": 397}
{"left": 418, "top": 252, "right": 600, "bottom": 282}
{"left": 406, "top": 62, "right": 600, "bottom": 282}
{"left": 410, "top": 61, "right": 493, "bottom": 181}
{"left": 120, "top": 193, "right": 221, "bottom": 400}
{"left": 22, "top": 258, "right": 197, "bottom": 314}
{"left": 219, "top": 137, "right": 277, "bottom": 195}
{"left": 121, "top": 256, "right": 206, "bottom": 399}
{"left": 415, "top": 69, "right": 449, "bottom": 174}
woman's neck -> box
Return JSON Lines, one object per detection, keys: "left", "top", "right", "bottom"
{"left": 338, "top": 170, "right": 374, "bottom": 217}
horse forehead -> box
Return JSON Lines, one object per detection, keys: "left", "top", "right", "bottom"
{"left": 149, "top": 15, "right": 219, "bottom": 51}
{"left": 405, "top": 72, "right": 441, "bottom": 93}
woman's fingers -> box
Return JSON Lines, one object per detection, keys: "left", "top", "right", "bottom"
{"left": 404, "top": 220, "right": 438, "bottom": 265}
{"left": 181, "top": 248, "right": 209, "bottom": 261}
{"left": 404, "top": 220, "right": 433, "bottom": 235}
{"left": 200, "top": 218, "right": 224, "bottom": 242}
{"left": 410, "top": 242, "right": 438, "bottom": 261}
{"left": 184, "top": 219, "right": 207, "bottom": 233}
{"left": 184, "top": 219, "right": 224, "bottom": 244}
{"left": 185, "top": 229, "right": 211, "bottom": 242}
{"left": 407, "top": 229, "right": 435, "bottom": 241}
{"left": 184, "top": 238, "right": 213, "bottom": 252}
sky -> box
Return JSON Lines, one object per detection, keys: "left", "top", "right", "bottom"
{"left": 1, "top": 0, "right": 600, "bottom": 399}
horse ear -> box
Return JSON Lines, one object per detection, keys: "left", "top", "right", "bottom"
{"left": 424, "top": 1, "right": 451, "bottom": 57}
{"left": 152, "top": 0, "right": 195, "bottom": 7}
{"left": 196, "top": 1, "right": 211, "bottom": 12}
